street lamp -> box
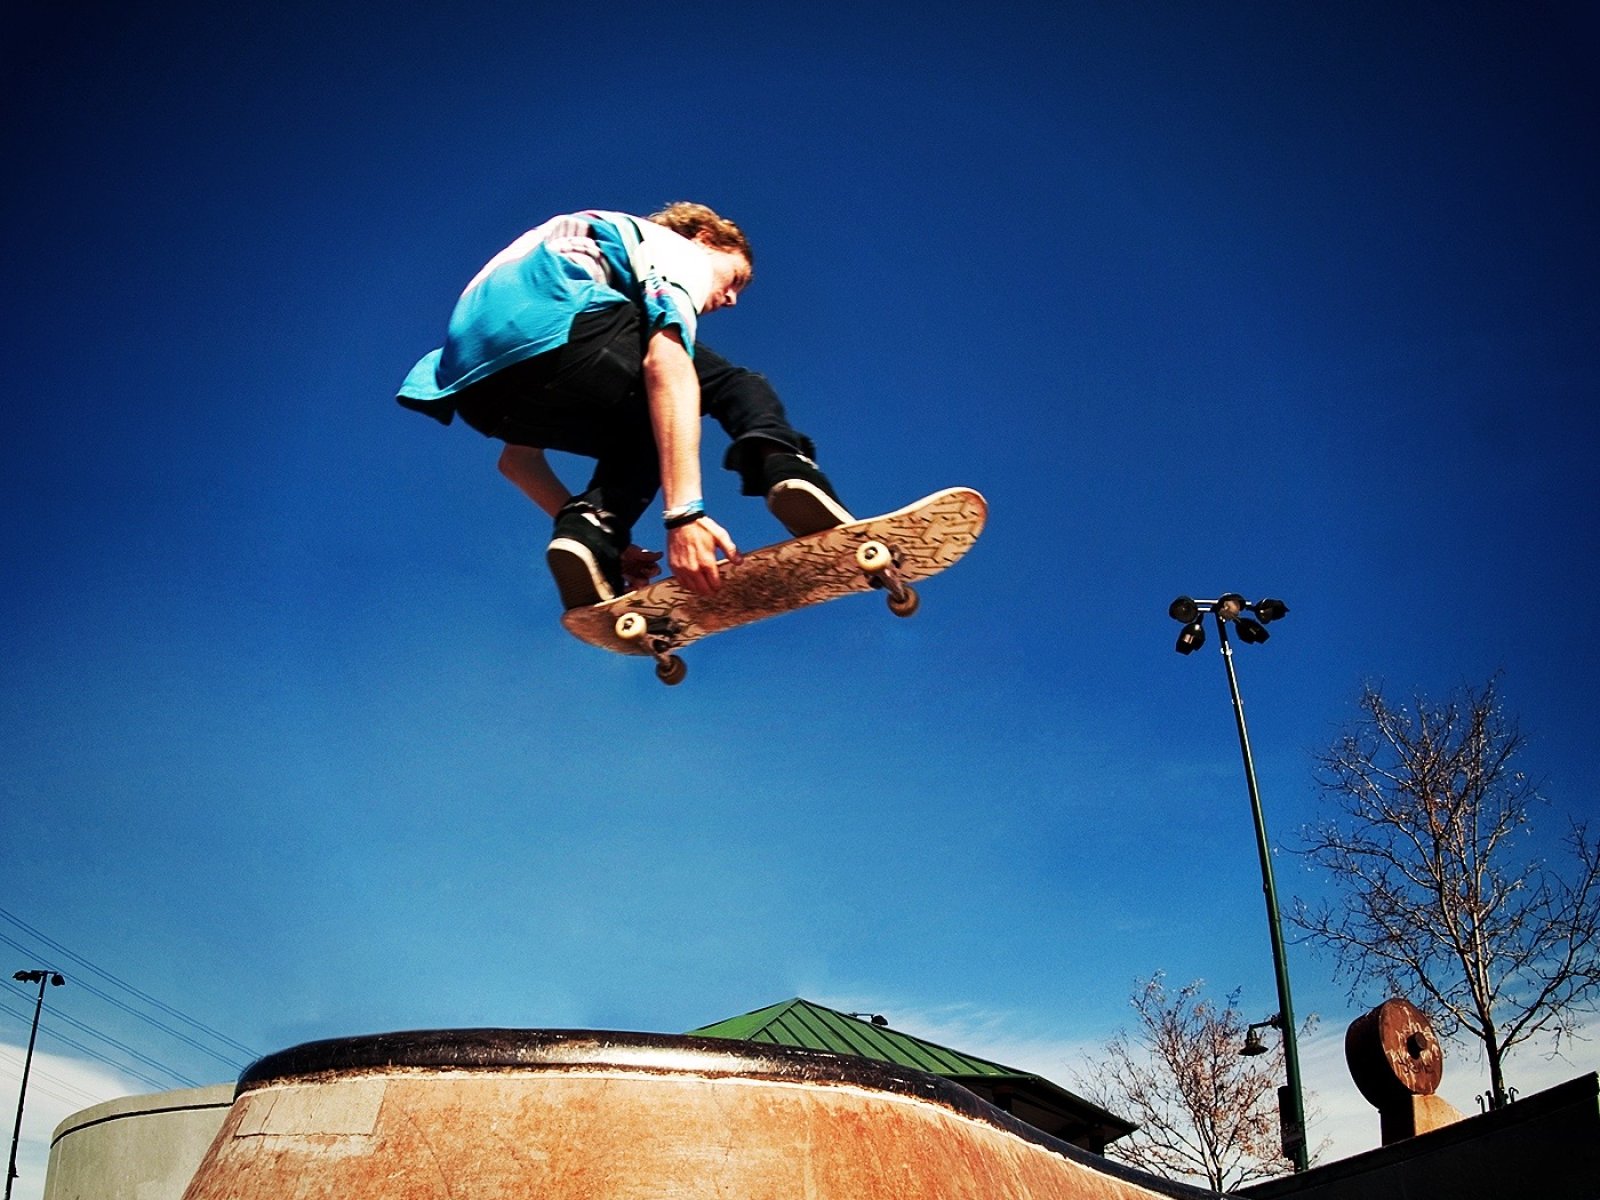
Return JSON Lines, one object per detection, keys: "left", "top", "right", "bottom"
{"left": 1241, "top": 1013, "right": 1285, "bottom": 1058}
{"left": 6, "top": 969, "right": 65, "bottom": 1200}
{"left": 1166, "top": 595, "right": 1307, "bottom": 1173}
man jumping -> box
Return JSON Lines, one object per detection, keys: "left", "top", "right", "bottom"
{"left": 396, "top": 203, "right": 852, "bottom": 608}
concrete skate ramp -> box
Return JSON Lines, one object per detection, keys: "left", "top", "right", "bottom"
{"left": 183, "top": 1029, "right": 1219, "bottom": 1200}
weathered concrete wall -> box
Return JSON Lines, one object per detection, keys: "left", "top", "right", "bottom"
{"left": 45, "top": 1084, "right": 234, "bottom": 1200}
{"left": 183, "top": 1030, "right": 1218, "bottom": 1200}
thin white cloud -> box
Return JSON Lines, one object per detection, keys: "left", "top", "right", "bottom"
{"left": 813, "top": 991, "right": 1102, "bottom": 1084}
{"left": 1299, "top": 1015, "right": 1600, "bottom": 1163}
{"left": 0, "top": 1043, "right": 143, "bottom": 1200}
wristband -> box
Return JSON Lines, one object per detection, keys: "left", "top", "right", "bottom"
{"left": 663, "top": 499, "right": 706, "bottom": 529}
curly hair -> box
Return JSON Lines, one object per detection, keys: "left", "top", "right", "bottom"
{"left": 647, "top": 202, "right": 753, "bottom": 267}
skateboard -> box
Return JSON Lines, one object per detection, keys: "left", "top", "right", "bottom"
{"left": 560, "top": 487, "right": 987, "bottom": 685}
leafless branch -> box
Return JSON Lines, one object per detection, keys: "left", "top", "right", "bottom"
{"left": 1292, "top": 676, "right": 1600, "bottom": 1107}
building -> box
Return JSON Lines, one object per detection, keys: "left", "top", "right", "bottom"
{"left": 44, "top": 1084, "right": 233, "bottom": 1200}
{"left": 1241, "top": 1072, "right": 1598, "bottom": 1200}
{"left": 687, "top": 996, "right": 1135, "bottom": 1153}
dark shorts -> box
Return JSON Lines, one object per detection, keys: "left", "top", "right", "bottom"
{"left": 451, "top": 303, "right": 648, "bottom": 457}
{"left": 399, "top": 301, "right": 817, "bottom": 533}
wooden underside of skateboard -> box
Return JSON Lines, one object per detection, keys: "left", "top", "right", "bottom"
{"left": 560, "top": 487, "right": 987, "bottom": 684}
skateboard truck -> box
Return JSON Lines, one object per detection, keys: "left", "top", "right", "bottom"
{"left": 855, "top": 540, "right": 920, "bottom": 618}
{"left": 612, "top": 541, "right": 917, "bottom": 687}
{"left": 613, "top": 612, "right": 689, "bottom": 686}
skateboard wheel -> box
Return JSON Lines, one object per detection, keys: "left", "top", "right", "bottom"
{"left": 656, "top": 655, "right": 688, "bottom": 686}
{"left": 888, "top": 585, "right": 920, "bottom": 618}
{"left": 615, "top": 612, "right": 648, "bottom": 642}
{"left": 856, "top": 540, "right": 892, "bottom": 574}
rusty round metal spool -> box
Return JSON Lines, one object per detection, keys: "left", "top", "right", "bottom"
{"left": 1344, "top": 998, "right": 1444, "bottom": 1106}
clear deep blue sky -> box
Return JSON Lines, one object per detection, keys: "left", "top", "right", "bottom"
{"left": 3, "top": 0, "right": 1597, "bottom": 1188}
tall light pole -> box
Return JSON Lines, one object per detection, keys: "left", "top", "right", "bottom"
{"left": 6, "top": 969, "right": 65, "bottom": 1200}
{"left": 1168, "top": 594, "right": 1307, "bottom": 1173}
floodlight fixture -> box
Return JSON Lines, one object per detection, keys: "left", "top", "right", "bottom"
{"left": 1175, "top": 619, "right": 1206, "bottom": 655}
{"left": 11, "top": 971, "right": 62, "bottom": 987}
{"left": 1236, "top": 616, "right": 1270, "bottom": 644}
{"left": 1215, "top": 593, "right": 1246, "bottom": 622}
{"left": 1169, "top": 595, "right": 1200, "bottom": 624}
{"left": 1254, "top": 597, "right": 1289, "bottom": 624}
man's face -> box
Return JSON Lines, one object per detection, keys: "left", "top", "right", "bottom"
{"left": 696, "top": 236, "right": 752, "bottom": 312}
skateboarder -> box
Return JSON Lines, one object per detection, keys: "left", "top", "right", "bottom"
{"left": 397, "top": 203, "right": 852, "bottom": 608}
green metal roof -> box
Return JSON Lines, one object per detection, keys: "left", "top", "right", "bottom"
{"left": 688, "top": 997, "right": 1136, "bottom": 1150}
{"left": 687, "top": 997, "right": 1033, "bottom": 1082}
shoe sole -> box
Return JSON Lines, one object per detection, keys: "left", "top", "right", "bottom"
{"left": 546, "top": 538, "right": 616, "bottom": 609}
{"left": 767, "top": 480, "right": 854, "bottom": 537}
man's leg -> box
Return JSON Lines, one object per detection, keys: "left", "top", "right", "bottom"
{"left": 540, "top": 307, "right": 667, "bottom": 607}
{"left": 695, "top": 344, "right": 854, "bottom": 535}
{"left": 447, "top": 304, "right": 664, "bottom": 608}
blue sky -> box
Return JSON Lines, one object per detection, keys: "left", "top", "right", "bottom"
{"left": 3, "top": 0, "right": 1598, "bottom": 1192}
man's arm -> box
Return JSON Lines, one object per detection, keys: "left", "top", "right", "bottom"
{"left": 642, "top": 328, "right": 739, "bottom": 593}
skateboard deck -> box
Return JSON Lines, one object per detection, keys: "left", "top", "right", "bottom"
{"left": 560, "top": 487, "right": 987, "bottom": 684}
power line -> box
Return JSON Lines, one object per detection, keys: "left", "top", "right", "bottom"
{"left": 0, "top": 996, "right": 171, "bottom": 1096}
{"left": 0, "top": 908, "right": 260, "bottom": 1107}
{"left": 0, "top": 1045, "right": 107, "bottom": 1111}
{"left": 0, "top": 907, "right": 257, "bottom": 1060}
{"left": 0, "top": 984, "right": 192, "bottom": 1091}
{"left": 0, "top": 932, "right": 245, "bottom": 1072}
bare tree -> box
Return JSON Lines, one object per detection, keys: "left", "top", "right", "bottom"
{"left": 1295, "top": 676, "right": 1600, "bottom": 1108}
{"left": 1073, "top": 975, "right": 1297, "bottom": 1191}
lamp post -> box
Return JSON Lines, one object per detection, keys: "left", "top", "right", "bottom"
{"left": 1168, "top": 594, "right": 1307, "bottom": 1173}
{"left": 6, "top": 969, "right": 65, "bottom": 1200}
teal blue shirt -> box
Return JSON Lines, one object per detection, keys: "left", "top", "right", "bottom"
{"left": 397, "top": 211, "right": 706, "bottom": 421}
